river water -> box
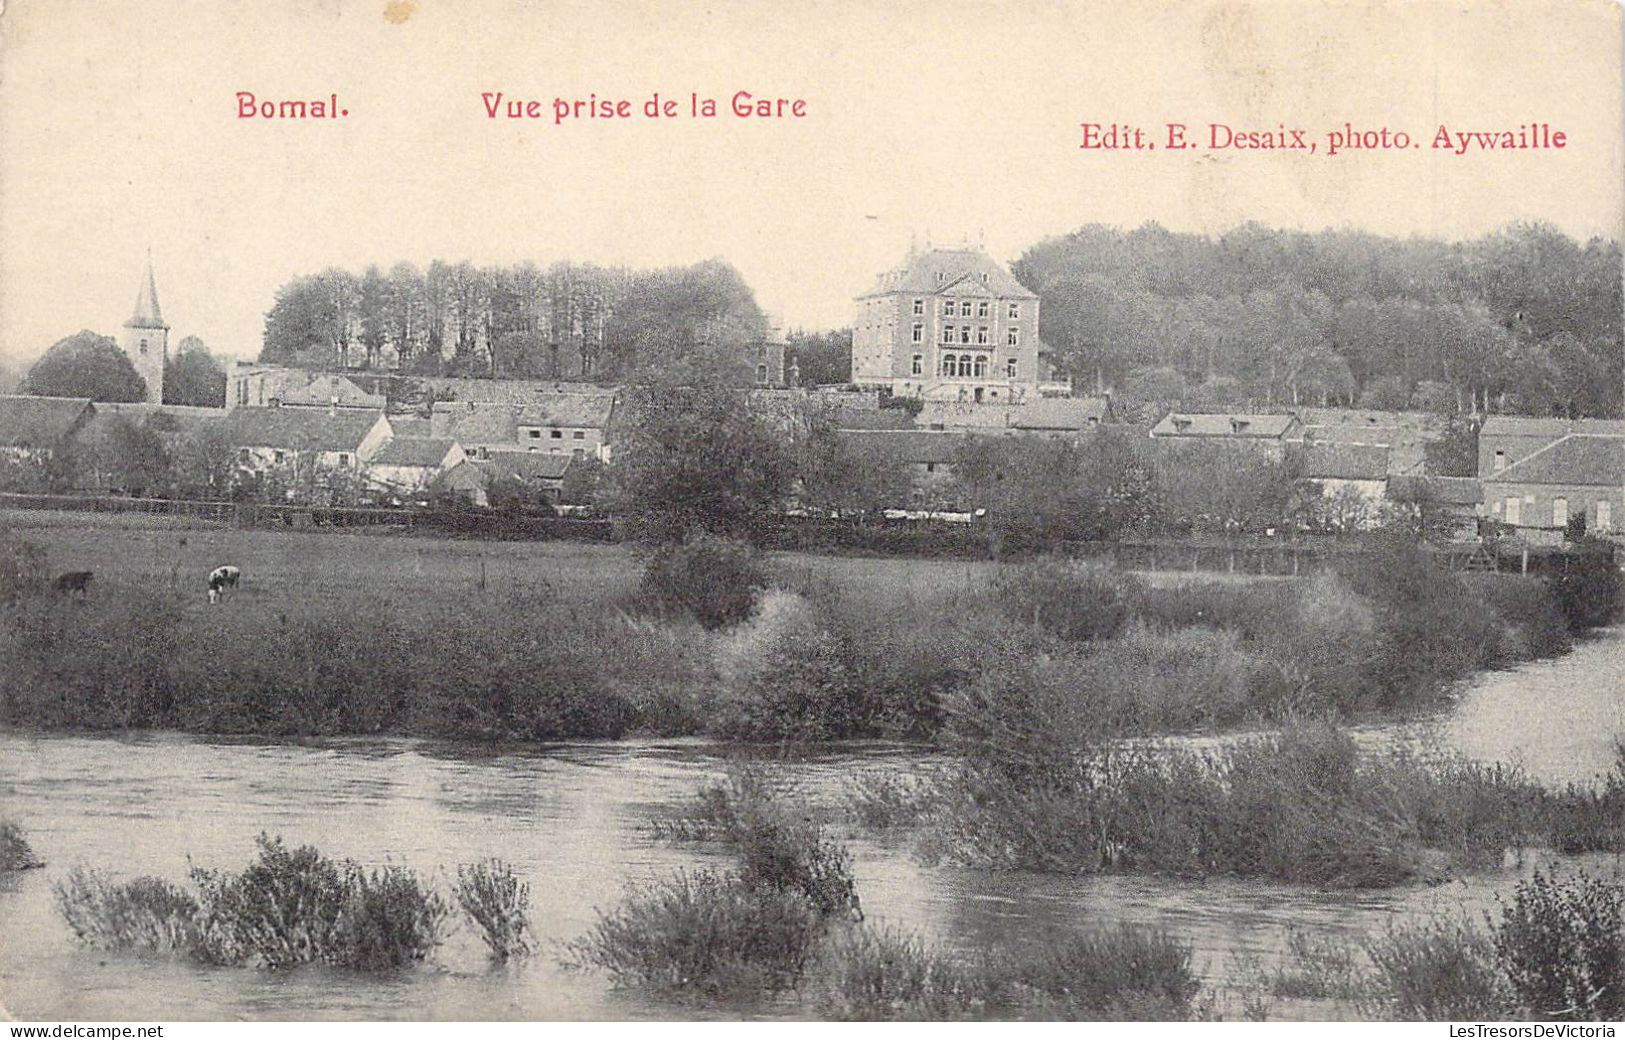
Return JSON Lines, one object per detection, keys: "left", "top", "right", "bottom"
{"left": 1, "top": 631, "right": 1620, "bottom": 1020}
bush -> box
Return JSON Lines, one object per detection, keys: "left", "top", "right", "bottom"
{"left": 0, "top": 819, "right": 44, "bottom": 870}
{"left": 815, "top": 926, "right": 990, "bottom": 1020}
{"left": 637, "top": 534, "right": 769, "bottom": 630}
{"left": 1544, "top": 549, "right": 1625, "bottom": 631}
{"left": 1364, "top": 916, "right": 1512, "bottom": 1020}
{"left": 455, "top": 859, "right": 533, "bottom": 962}
{"left": 567, "top": 870, "right": 823, "bottom": 993}
{"left": 56, "top": 835, "right": 452, "bottom": 971}
{"left": 1494, "top": 869, "right": 1625, "bottom": 1020}
{"left": 993, "top": 559, "right": 1144, "bottom": 642}
{"left": 1464, "top": 575, "right": 1572, "bottom": 661}
{"left": 712, "top": 590, "right": 861, "bottom": 741}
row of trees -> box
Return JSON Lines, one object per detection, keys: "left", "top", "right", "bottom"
{"left": 259, "top": 259, "right": 768, "bottom": 385}
{"left": 1015, "top": 221, "right": 1623, "bottom": 419}
{"left": 601, "top": 387, "right": 1419, "bottom": 549}
{"left": 18, "top": 330, "right": 227, "bottom": 407}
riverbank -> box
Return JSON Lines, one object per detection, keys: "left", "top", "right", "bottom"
{"left": 0, "top": 512, "right": 1616, "bottom": 743}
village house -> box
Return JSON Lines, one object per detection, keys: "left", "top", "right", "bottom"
{"left": 918, "top": 396, "right": 1113, "bottom": 435}
{"left": 482, "top": 449, "right": 574, "bottom": 493}
{"left": 851, "top": 242, "right": 1044, "bottom": 404}
{"left": 0, "top": 395, "right": 94, "bottom": 461}
{"left": 431, "top": 460, "right": 491, "bottom": 508}
{"left": 1298, "top": 407, "right": 1432, "bottom": 475}
{"left": 1477, "top": 416, "right": 1625, "bottom": 481}
{"left": 228, "top": 364, "right": 385, "bottom": 411}
{"left": 221, "top": 406, "right": 392, "bottom": 491}
{"left": 366, "top": 437, "right": 466, "bottom": 494}
{"left": 835, "top": 429, "right": 965, "bottom": 503}
{"left": 1300, "top": 441, "right": 1391, "bottom": 530}
{"left": 1149, "top": 412, "right": 1304, "bottom": 460}
{"left": 430, "top": 390, "right": 616, "bottom": 463}
{"left": 1480, "top": 427, "right": 1624, "bottom": 543}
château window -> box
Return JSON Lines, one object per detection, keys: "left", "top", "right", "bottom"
{"left": 940, "top": 355, "right": 956, "bottom": 377}
{"left": 957, "top": 355, "right": 972, "bottom": 377}
{"left": 978, "top": 301, "right": 989, "bottom": 318}
{"left": 1006, "top": 358, "right": 1018, "bottom": 378}
{"left": 973, "top": 355, "right": 988, "bottom": 378}
{"left": 911, "top": 354, "right": 923, "bottom": 375}
{"left": 1008, "top": 303, "right": 1020, "bottom": 319}
{"left": 961, "top": 301, "right": 974, "bottom": 317}
{"left": 913, "top": 299, "right": 924, "bottom": 315}
{"left": 139, "top": 339, "right": 149, "bottom": 355}
{"left": 976, "top": 326, "right": 988, "bottom": 345}
{"left": 942, "top": 300, "right": 953, "bottom": 316}
{"left": 1007, "top": 328, "right": 1019, "bottom": 346}
{"left": 911, "top": 323, "right": 923, "bottom": 343}
{"left": 942, "top": 325, "right": 954, "bottom": 343}
{"left": 959, "top": 327, "right": 971, "bottom": 344}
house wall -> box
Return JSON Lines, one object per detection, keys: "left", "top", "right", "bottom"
{"left": 512, "top": 422, "right": 607, "bottom": 460}
{"left": 1482, "top": 479, "right": 1622, "bottom": 540}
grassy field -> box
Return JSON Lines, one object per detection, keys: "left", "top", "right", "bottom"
{"left": 0, "top": 508, "right": 1270, "bottom": 615}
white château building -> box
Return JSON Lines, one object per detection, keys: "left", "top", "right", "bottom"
{"left": 121, "top": 256, "right": 167, "bottom": 404}
{"left": 851, "top": 243, "right": 1042, "bottom": 403}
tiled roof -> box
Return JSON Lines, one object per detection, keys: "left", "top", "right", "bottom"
{"left": 386, "top": 416, "right": 432, "bottom": 439}
{"left": 0, "top": 395, "right": 93, "bottom": 446}
{"left": 514, "top": 393, "right": 615, "bottom": 429}
{"left": 222, "top": 407, "right": 384, "bottom": 452}
{"left": 484, "top": 450, "right": 573, "bottom": 481}
{"left": 838, "top": 430, "right": 965, "bottom": 466}
{"left": 1486, "top": 434, "right": 1624, "bottom": 487}
{"left": 1480, "top": 416, "right": 1625, "bottom": 438}
{"left": 1302, "top": 442, "right": 1390, "bottom": 481}
{"left": 1151, "top": 412, "right": 1299, "bottom": 438}
{"left": 1011, "top": 397, "right": 1111, "bottom": 430}
{"left": 370, "top": 437, "right": 457, "bottom": 467}
{"left": 434, "top": 460, "right": 488, "bottom": 493}
{"left": 270, "top": 372, "right": 384, "bottom": 409}
{"left": 858, "top": 247, "right": 1036, "bottom": 300}
{"left": 432, "top": 402, "right": 518, "bottom": 445}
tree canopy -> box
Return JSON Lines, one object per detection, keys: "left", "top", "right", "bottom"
{"left": 164, "top": 336, "right": 227, "bottom": 407}
{"left": 1012, "top": 221, "right": 1622, "bottom": 418}
{"left": 21, "top": 331, "right": 146, "bottom": 402}
{"left": 261, "top": 258, "right": 768, "bottom": 385}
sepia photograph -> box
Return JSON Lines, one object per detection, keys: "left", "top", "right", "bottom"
{"left": 0, "top": 0, "right": 1621, "bottom": 1027}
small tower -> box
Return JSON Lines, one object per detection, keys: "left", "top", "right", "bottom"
{"left": 121, "top": 254, "right": 168, "bottom": 404}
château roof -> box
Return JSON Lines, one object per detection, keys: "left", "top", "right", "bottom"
{"left": 125, "top": 256, "right": 167, "bottom": 330}
{"left": 858, "top": 247, "right": 1037, "bottom": 301}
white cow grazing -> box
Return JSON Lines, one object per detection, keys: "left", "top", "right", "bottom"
{"left": 207, "top": 565, "right": 241, "bottom": 604}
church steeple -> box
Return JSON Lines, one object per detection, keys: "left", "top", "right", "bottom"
{"left": 120, "top": 252, "right": 169, "bottom": 404}
{"left": 126, "top": 251, "right": 167, "bottom": 330}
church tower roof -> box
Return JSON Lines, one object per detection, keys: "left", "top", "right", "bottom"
{"left": 125, "top": 254, "right": 168, "bottom": 330}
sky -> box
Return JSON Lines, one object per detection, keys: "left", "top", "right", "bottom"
{"left": 1, "top": 0, "right": 1620, "bottom": 365}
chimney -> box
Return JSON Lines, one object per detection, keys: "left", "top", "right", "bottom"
{"left": 329, "top": 395, "right": 338, "bottom": 417}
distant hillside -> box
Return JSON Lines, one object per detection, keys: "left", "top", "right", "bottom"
{"left": 1012, "top": 221, "right": 1622, "bottom": 421}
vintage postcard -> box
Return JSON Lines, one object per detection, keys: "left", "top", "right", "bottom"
{"left": 1, "top": 0, "right": 1622, "bottom": 1028}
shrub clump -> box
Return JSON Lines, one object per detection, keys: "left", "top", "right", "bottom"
{"left": 53, "top": 835, "right": 533, "bottom": 973}
{"left": 1494, "top": 869, "right": 1625, "bottom": 1020}
{"left": 455, "top": 859, "right": 534, "bottom": 962}
{"left": 567, "top": 870, "right": 823, "bottom": 993}
{"left": 993, "top": 559, "right": 1144, "bottom": 642}
{"left": 0, "top": 819, "right": 44, "bottom": 870}
{"left": 638, "top": 534, "right": 769, "bottom": 630}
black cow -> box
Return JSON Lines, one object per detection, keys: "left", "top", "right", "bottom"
{"left": 52, "top": 571, "right": 94, "bottom": 596}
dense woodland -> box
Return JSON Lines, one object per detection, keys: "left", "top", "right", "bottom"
{"left": 1013, "top": 222, "right": 1623, "bottom": 419}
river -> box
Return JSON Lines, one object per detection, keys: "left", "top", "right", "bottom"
{"left": 1, "top": 631, "right": 1620, "bottom": 1020}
